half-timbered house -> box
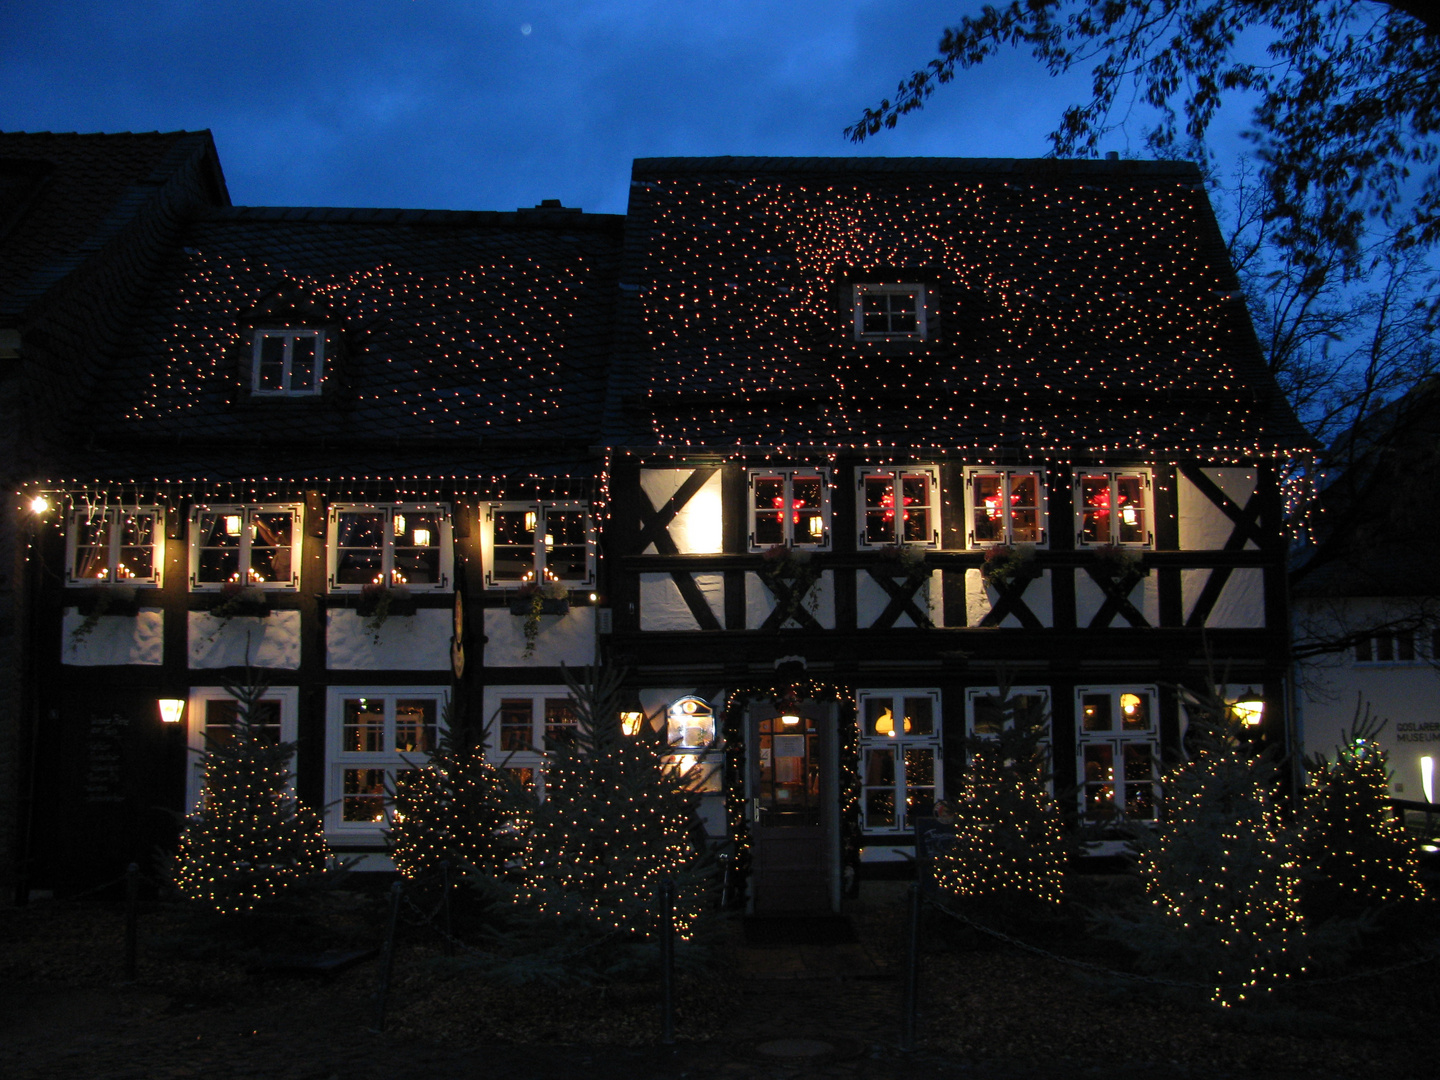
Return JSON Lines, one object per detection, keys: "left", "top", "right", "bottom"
{"left": 9, "top": 141, "right": 1309, "bottom": 910}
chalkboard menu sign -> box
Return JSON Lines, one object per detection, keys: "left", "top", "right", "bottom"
{"left": 84, "top": 714, "right": 130, "bottom": 804}
{"left": 913, "top": 816, "right": 956, "bottom": 895}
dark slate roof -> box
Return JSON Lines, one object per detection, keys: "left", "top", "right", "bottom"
{"left": 606, "top": 156, "right": 1311, "bottom": 459}
{"left": 1293, "top": 379, "right": 1440, "bottom": 598}
{"left": 0, "top": 130, "right": 229, "bottom": 320}
{"left": 65, "top": 203, "right": 624, "bottom": 482}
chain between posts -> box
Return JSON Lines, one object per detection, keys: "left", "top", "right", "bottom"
{"left": 921, "top": 892, "right": 1439, "bottom": 991}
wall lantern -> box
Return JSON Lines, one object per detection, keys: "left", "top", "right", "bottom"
{"left": 778, "top": 687, "right": 801, "bottom": 726}
{"left": 620, "top": 711, "right": 644, "bottom": 737}
{"left": 1422, "top": 756, "right": 1435, "bottom": 805}
{"left": 28, "top": 494, "right": 50, "bottom": 515}
{"left": 1230, "top": 690, "right": 1265, "bottom": 727}
{"left": 158, "top": 697, "right": 186, "bottom": 725}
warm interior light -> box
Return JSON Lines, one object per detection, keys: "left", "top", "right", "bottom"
{"left": 620, "top": 711, "right": 643, "bottom": 737}
{"left": 1120, "top": 693, "right": 1141, "bottom": 717}
{"left": 28, "top": 494, "right": 49, "bottom": 514}
{"left": 412, "top": 527, "right": 431, "bottom": 547}
{"left": 224, "top": 514, "right": 243, "bottom": 537}
{"left": 1422, "top": 756, "right": 1435, "bottom": 804}
{"left": 781, "top": 713, "right": 800, "bottom": 726}
{"left": 158, "top": 698, "right": 186, "bottom": 724}
{"left": 873, "top": 707, "right": 911, "bottom": 737}
{"left": 524, "top": 510, "right": 537, "bottom": 533}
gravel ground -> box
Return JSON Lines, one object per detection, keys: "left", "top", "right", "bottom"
{"left": 2, "top": 880, "right": 1437, "bottom": 1080}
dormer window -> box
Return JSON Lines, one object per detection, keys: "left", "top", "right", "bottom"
{"left": 854, "top": 284, "right": 926, "bottom": 341}
{"left": 252, "top": 329, "right": 324, "bottom": 396}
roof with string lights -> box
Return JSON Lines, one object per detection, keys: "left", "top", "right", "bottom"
{"left": 65, "top": 201, "right": 624, "bottom": 486}
{"left": 605, "top": 156, "right": 1310, "bottom": 460}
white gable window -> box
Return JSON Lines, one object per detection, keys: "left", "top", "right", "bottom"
{"left": 481, "top": 686, "right": 580, "bottom": 800}
{"left": 1075, "top": 469, "right": 1152, "bottom": 547}
{"left": 857, "top": 689, "right": 943, "bottom": 834}
{"left": 854, "top": 283, "right": 926, "bottom": 341}
{"left": 325, "top": 687, "right": 447, "bottom": 839}
{"left": 858, "top": 466, "right": 940, "bottom": 547}
{"left": 1077, "top": 686, "right": 1160, "bottom": 822}
{"left": 966, "top": 468, "right": 1047, "bottom": 547}
{"left": 66, "top": 506, "right": 164, "bottom": 586}
{"left": 483, "top": 502, "right": 595, "bottom": 588}
{"left": 749, "top": 468, "right": 830, "bottom": 550}
{"left": 328, "top": 503, "right": 452, "bottom": 591}
{"left": 189, "top": 504, "right": 302, "bottom": 590}
{"left": 252, "top": 329, "right": 324, "bottom": 396}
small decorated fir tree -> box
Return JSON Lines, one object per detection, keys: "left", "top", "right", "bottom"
{"left": 1300, "top": 699, "right": 1426, "bottom": 912}
{"left": 933, "top": 685, "right": 1065, "bottom": 908}
{"left": 516, "top": 665, "right": 713, "bottom": 939}
{"left": 388, "top": 712, "right": 534, "bottom": 881}
{"left": 1105, "top": 688, "right": 1307, "bottom": 1007}
{"left": 171, "top": 678, "right": 329, "bottom": 914}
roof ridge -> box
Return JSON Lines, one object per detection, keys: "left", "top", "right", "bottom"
{"left": 204, "top": 205, "right": 626, "bottom": 228}
{"left": 631, "top": 155, "right": 1202, "bottom": 179}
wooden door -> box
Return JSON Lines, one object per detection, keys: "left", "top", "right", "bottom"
{"left": 747, "top": 703, "right": 837, "bottom": 913}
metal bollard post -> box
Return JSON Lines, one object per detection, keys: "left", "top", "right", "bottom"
{"left": 900, "top": 882, "right": 921, "bottom": 1052}
{"left": 440, "top": 859, "right": 454, "bottom": 957}
{"left": 373, "top": 881, "right": 404, "bottom": 1032}
{"left": 123, "top": 863, "right": 140, "bottom": 981}
{"left": 658, "top": 878, "right": 676, "bottom": 1046}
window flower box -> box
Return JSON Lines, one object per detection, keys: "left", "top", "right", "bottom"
{"left": 511, "top": 581, "right": 570, "bottom": 658}
{"left": 207, "top": 583, "right": 270, "bottom": 620}
{"left": 356, "top": 584, "right": 417, "bottom": 619}
{"left": 980, "top": 544, "right": 1040, "bottom": 590}
{"left": 75, "top": 582, "right": 140, "bottom": 618}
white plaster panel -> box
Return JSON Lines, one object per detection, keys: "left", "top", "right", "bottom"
{"left": 482, "top": 606, "right": 596, "bottom": 667}
{"left": 745, "top": 570, "right": 835, "bottom": 629}
{"left": 1182, "top": 567, "right": 1266, "bottom": 628}
{"left": 695, "top": 795, "right": 726, "bottom": 839}
{"left": 1074, "top": 575, "right": 1161, "bottom": 628}
{"left": 1178, "top": 467, "right": 1258, "bottom": 551}
{"left": 640, "top": 469, "right": 723, "bottom": 554}
{"left": 189, "top": 611, "right": 302, "bottom": 669}
{"left": 62, "top": 608, "right": 163, "bottom": 666}
{"left": 856, "top": 570, "right": 943, "bottom": 628}
{"left": 639, "top": 572, "right": 724, "bottom": 631}
{"left": 327, "top": 608, "right": 453, "bottom": 670}
{"left": 964, "top": 569, "right": 1052, "bottom": 628}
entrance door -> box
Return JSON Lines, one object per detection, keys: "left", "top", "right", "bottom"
{"left": 747, "top": 702, "right": 838, "bottom": 913}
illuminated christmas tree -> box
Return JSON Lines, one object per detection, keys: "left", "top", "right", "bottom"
{"left": 1300, "top": 701, "right": 1426, "bottom": 912}
{"left": 1112, "top": 692, "right": 1306, "bottom": 1007}
{"left": 172, "top": 679, "right": 329, "bottom": 915}
{"left": 388, "top": 717, "right": 534, "bottom": 881}
{"left": 516, "top": 665, "right": 713, "bottom": 939}
{"left": 934, "top": 686, "right": 1065, "bottom": 908}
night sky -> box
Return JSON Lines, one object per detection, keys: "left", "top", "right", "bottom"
{"left": 0, "top": 0, "right": 1166, "bottom": 216}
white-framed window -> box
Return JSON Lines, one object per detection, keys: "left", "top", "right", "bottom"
{"left": 857, "top": 466, "right": 940, "bottom": 548}
{"left": 853, "top": 283, "right": 927, "bottom": 341}
{"left": 1355, "top": 630, "right": 1422, "bottom": 665}
{"left": 748, "top": 468, "right": 831, "bottom": 550}
{"left": 325, "top": 687, "right": 447, "bottom": 838}
{"left": 1074, "top": 469, "right": 1152, "bottom": 547}
{"left": 965, "top": 468, "right": 1047, "bottom": 547}
{"left": 328, "top": 503, "right": 452, "bottom": 591}
{"left": 481, "top": 685, "right": 579, "bottom": 800}
{"left": 185, "top": 686, "right": 300, "bottom": 812}
{"left": 965, "top": 686, "right": 1052, "bottom": 789}
{"left": 1076, "top": 685, "right": 1160, "bottom": 822}
{"left": 483, "top": 501, "right": 595, "bottom": 588}
{"left": 857, "top": 689, "right": 943, "bottom": 834}
{"left": 189, "top": 504, "right": 302, "bottom": 590}
{"left": 65, "top": 506, "right": 164, "bottom": 586}
{"left": 251, "top": 328, "right": 324, "bottom": 396}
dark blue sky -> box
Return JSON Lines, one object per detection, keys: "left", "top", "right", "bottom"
{"left": 2, "top": 1, "right": 1225, "bottom": 215}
